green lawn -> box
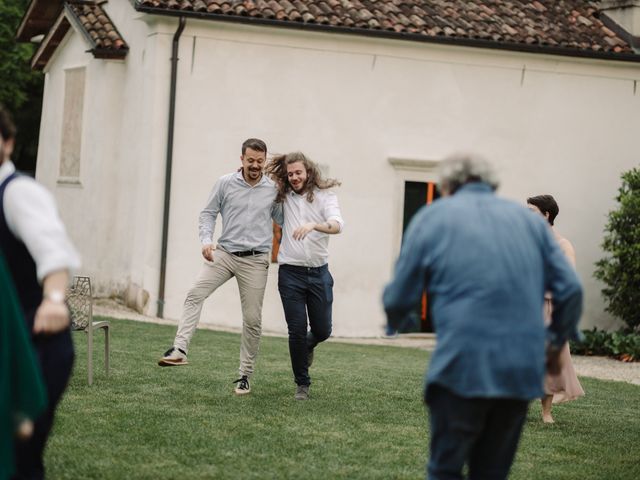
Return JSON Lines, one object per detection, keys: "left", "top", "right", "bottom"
{"left": 46, "top": 319, "right": 640, "bottom": 479}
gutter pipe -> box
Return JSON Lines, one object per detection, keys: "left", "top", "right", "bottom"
{"left": 157, "top": 16, "right": 186, "bottom": 318}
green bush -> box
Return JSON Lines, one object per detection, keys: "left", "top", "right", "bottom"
{"left": 594, "top": 167, "right": 640, "bottom": 331}
{"left": 570, "top": 328, "right": 640, "bottom": 361}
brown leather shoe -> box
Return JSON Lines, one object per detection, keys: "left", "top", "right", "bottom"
{"left": 295, "top": 385, "right": 310, "bottom": 400}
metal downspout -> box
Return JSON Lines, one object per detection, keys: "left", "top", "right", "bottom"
{"left": 157, "top": 16, "right": 186, "bottom": 318}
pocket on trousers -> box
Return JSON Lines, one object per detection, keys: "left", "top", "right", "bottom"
{"left": 206, "top": 249, "right": 219, "bottom": 265}
{"left": 277, "top": 267, "right": 287, "bottom": 293}
{"left": 324, "top": 271, "right": 334, "bottom": 303}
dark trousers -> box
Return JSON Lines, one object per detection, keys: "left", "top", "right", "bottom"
{"left": 278, "top": 264, "right": 333, "bottom": 386}
{"left": 13, "top": 329, "right": 74, "bottom": 480}
{"left": 425, "top": 384, "right": 529, "bottom": 480}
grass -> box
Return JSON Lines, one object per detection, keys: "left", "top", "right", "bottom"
{"left": 46, "top": 318, "right": 640, "bottom": 479}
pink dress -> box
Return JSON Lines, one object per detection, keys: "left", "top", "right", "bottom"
{"left": 543, "top": 296, "right": 585, "bottom": 403}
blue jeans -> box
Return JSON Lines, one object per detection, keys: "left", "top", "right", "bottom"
{"left": 278, "top": 264, "right": 333, "bottom": 386}
{"left": 425, "top": 384, "right": 529, "bottom": 480}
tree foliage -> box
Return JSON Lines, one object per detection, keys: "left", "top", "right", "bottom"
{"left": 0, "top": 0, "right": 44, "bottom": 173}
{"left": 594, "top": 167, "right": 640, "bottom": 330}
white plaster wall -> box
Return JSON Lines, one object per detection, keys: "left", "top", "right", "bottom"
{"left": 35, "top": 9, "right": 640, "bottom": 337}
{"left": 161, "top": 21, "right": 639, "bottom": 337}
{"left": 36, "top": 0, "right": 171, "bottom": 305}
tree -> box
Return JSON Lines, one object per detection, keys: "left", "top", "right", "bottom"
{"left": 594, "top": 167, "right": 640, "bottom": 331}
{"left": 0, "top": 0, "right": 44, "bottom": 175}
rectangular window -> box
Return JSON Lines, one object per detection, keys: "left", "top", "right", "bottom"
{"left": 59, "top": 67, "right": 85, "bottom": 179}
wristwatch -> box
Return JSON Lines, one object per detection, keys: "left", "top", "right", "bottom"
{"left": 44, "top": 290, "right": 66, "bottom": 304}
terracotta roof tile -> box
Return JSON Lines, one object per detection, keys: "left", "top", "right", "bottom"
{"left": 135, "top": 0, "right": 638, "bottom": 57}
{"left": 26, "top": 1, "right": 129, "bottom": 70}
{"left": 66, "top": 1, "right": 128, "bottom": 55}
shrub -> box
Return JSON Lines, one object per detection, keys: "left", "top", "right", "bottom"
{"left": 594, "top": 167, "right": 640, "bottom": 331}
{"left": 570, "top": 328, "right": 640, "bottom": 362}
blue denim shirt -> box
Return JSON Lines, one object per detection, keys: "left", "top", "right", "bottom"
{"left": 383, "top": 183, "right": 583, "bottom": 400}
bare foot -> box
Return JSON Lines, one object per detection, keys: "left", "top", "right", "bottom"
{"left": 541, "top": 395, "right": 554, "bottom": 424}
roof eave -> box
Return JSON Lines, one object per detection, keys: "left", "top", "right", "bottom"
{"left": 30, "top": 4, "right": 130, "bottom": 71}
{"left": 64, "top": 2, "right": 100, "bottom": 53}
{"left": 30, "top": 11, "right": 71, "bottom": 71}
{"left": 64, "top": 2, "right": 130, "bottom": 60}
{"left": 91, "top": 47, "right": 129, "bottom": 59}
{"left": 16, "top": 0, "right": 64, "bottom": 42}
{"left": 134, "top": 4, "right": 640, "bottom": 64}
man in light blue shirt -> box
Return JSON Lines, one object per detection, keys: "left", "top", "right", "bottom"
{"left": 159, "top": 138, "right": 283, "bottom": 396}
{"left": 383, "top": 154, "right": 582, "bottom": 480}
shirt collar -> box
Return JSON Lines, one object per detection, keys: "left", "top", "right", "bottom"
{"left": 0, "top": 160, "right": 15, "bottom": 183}
{"left": 235, "top": 169, "right": 268, "bottom": 187}
{"left": 456, "top": 182, "right": 494, "bottom": 195}
{"left": 289, "top": 186, "right": 317, "bottom": 198}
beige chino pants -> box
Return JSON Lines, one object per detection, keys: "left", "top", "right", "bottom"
{"left": 173, "top": 248, "right": 269, "bottom": 377}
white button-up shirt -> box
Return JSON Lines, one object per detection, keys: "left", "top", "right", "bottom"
{"left": 0, "top": 161, "right": 80, "bottom": 281}
{"left": 278, "top": 189, "right": 344, "bottom": 267}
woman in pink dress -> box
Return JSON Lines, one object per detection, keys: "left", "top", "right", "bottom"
{"left": 527, "top": 194, "right": 585, "bottom": 423}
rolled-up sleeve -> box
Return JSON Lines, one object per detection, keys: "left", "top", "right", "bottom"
{"left": 4, "top": 179, "right": 81, "bottom": 282}
{"left": 271, "top": 200, "right": 284, "bottom": 226}
{"left": 323, "top": 191, "right": 344, "bottom": 232}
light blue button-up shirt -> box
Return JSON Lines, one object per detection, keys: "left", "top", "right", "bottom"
{"left": 199, "top": 172, "right": 283, "bottom": 253}
{"left": 383, "top": 183, "right": 583, "bottom": 400}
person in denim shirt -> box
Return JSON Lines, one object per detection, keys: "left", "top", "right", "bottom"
{"left": 383, "top": 153, "right": 583, "bottom": 480}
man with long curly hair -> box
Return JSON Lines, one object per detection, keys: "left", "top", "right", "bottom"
{"left": 266, "top": 152, "right": 343, "bottom": 400}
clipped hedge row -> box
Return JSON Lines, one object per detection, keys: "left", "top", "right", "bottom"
{"left": 570, "top": 328, "right": 640, "bottom": 362}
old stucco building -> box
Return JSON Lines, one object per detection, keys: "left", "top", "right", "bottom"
{"left": 16, "top": 0, "right": 640, "bottom": 336}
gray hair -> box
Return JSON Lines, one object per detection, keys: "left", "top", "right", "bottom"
{"left": 438, "top": 153, "right": 499, "bottom": 195}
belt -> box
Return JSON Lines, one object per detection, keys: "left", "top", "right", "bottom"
{"left": 280, "top": 263, "right": 328, "bottom": 273}
{"left": 230, "top": 250, "right": 268, "bottom": 257}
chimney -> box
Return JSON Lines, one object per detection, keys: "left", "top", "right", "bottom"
{"left": 600, "top": 1, "right": 640, "bottom": 52}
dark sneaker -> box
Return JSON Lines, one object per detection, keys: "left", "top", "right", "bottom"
{"left": 308, "top": 347, "right": 315, "bottom": 367}
{"left": 295, "top": 385, "right": 310, "bottom": 400}
{"left": 158, "top": 347, "right": 188, "bottom": 366}
{"left": 233, "top": 375, "right": 251, "bottom": 395}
